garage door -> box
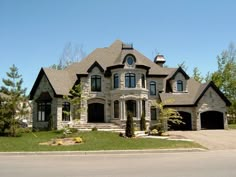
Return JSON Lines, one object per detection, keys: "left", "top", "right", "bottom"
{"left": 168, "top": 111, "right": 192, "bottom": 130}
{"left": 201, "top": 111, "right": 224, "bottom": 129}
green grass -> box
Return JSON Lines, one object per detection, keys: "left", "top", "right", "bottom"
{"left": 228, "top": 124, "right": 236, "bottom": 129}
{"left": 0, "top": 131, "right": 202, "bottom": 152}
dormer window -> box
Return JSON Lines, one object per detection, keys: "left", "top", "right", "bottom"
{"left": 177, "top": 80, "right": 183, "bottom": 92}
{"left": 127, "top": 56, "right": 134, "bottom": 65}
{"left": 123, "top": 54, "right": 136, "bottom": 66}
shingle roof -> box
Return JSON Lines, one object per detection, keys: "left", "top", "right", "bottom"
{"left": 160, "top": 79, "right": 231, "bottom": 106}
{"left": 43, "top": 68, "right": 74, "bottom": 96}
{"left": 30, "top": 40, "right": 231, "bottom": 107}
{"left": 65, "top": 40, "right": 171, "bottom": 76}
{"left": 160, "top": 78, "right": 201, "bottom": 106}
{"left": 30, "top": 68, "right": 74, "bottom": 99}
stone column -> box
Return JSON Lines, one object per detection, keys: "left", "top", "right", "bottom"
{"left": 137, "top": 99, "right": 140, "bottom": 119}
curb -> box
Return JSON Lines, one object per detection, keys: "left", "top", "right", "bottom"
{"left": 0, "top": 148, "right": 206, "bottom": 156}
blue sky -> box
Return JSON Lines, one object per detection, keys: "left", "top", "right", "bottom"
{"left": 1, "top": 0, "right": 236, "bottom": 94}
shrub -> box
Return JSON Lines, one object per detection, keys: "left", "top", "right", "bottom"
{"left": 92, "top": 127, "right": 98, "bottom": 131}
{"left": 69, "top": 128, "right": 78, "bottom": 133}
{"left": 125, "top": 112, "right": 134, "bottom": 138}
{"left": 140, "top": 112, "right": 146, "bottom": 131}
{"left": 74, "top": 137, "right": 83, "bottom": 143}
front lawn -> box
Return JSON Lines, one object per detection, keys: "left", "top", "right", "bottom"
{"left": 0, "top": 131, "right": 202, "bottom": 152}
{"left": 228, "top": 124, "right": 236, "bottom": 129}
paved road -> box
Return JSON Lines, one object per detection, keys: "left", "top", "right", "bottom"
{"left": 1, "top": 150, "right": 236, "bottom": 177}
{"left": 169, "top": 130, "right": 236, "bottom": 150}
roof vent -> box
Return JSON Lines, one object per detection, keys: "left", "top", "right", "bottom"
{"left": 122, "top": 43, "right": 133, "bottom": 50}
{"left": 154, "top": 54, "right": 166, "bottom": 67}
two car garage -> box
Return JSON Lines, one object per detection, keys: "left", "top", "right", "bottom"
{"left": 169, "top": 111, "right": 224, "bottom": 130}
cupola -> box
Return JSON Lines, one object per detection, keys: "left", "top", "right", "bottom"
{"left": 154, "top": 54, "right": 166, "bottom": 67}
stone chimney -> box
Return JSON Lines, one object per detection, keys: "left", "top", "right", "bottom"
{"left": 154, "top": 54, "right": 166, "bottom": 67}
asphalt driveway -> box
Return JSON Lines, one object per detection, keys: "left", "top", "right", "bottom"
{"left": 169, "top": 130, "right": 236, "bottom": 150}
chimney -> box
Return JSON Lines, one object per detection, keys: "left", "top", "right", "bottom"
{"left": 154, "top": 54, "right": 166, "bottom": 67}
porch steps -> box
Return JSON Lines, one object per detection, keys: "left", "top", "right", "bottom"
{"left": 74, "top": 123, "right": 124, "bottom": 132}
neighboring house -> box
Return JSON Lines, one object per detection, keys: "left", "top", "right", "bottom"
{"left": 30, "top": 40, "right": 231, "bottom": 130}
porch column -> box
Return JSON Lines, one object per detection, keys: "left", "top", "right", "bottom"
{"left": 123, "top": 100, "right": 126, "bottom": 120}
{"left": 137, "top": 99, "right": 141, "bottom": 119}
{"left": 119, "top": 100, "right": 123, "bottom": 120}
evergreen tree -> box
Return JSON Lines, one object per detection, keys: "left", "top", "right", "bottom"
{"left": 140, "top": 111, "right": 146, "bottom": 131}
{"left": 125, "top": 112, "right": 134, "bottom": 138}
{"left": 0, "top": 64, "right": 28, "bottom": 136}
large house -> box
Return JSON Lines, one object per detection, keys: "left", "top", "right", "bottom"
{"left": 30, "top": 40, "right": 231, "bottom": 130}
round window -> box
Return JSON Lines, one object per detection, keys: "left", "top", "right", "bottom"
{"left": 127, "top": 56, "right": 134, "bottom": 65}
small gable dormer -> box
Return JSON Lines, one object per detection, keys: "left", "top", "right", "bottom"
{"left": 167, "top": 67, "right": 190, "bottom": 93}
{"left": 123, "top": 54, "right": 136, "bottom": 68}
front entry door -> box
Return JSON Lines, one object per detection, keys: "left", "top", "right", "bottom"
{"left": 88, "top": 103, "right": 104, "bottom": 123}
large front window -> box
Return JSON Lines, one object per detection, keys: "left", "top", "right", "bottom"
{"left": 125, "top": 73, "right": 136, "bottom": 88}
{"left": 114, "top": 74, "right": 119, "bottom": 89}
{"left": 150, "top": 81, "right": 156, "bottom": 95}
{"left": 126, "top": 100, "right": 136, "bottom": 117}
{"left": 62, "top": 102, "right": 70, "bottom": 121}
{"left": 114, "top": 100, "right": 119, "bottom": 118}
{"left": 91, "top": 75, "right": 101, "bottom": 91}
{"left": 37, "top": 102, "right": 51, "bottom": 122}
{"left": 177, "top": 80, "right": 183, "bottom": 92}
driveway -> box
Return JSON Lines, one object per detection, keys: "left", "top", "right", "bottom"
{"left": 169, "top": 130, "right": 236, "bottom": 150}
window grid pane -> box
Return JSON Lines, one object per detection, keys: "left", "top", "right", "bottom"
{"left": 114, "top": 74, "right": 119, "bottom": 89}
{"left": 150, "top": 81, "right": 156, "bottom": 95}
{"left": 177, "top": 80, "right": 183, "bottom": 91}
{"left": 91, "top": 75, "right": 101, "bottom": 91}
{"left": 62, "top": 102, "right": 70, "bottom": 121}
{"left": 125, "top": 73, "right": 136, "bottom": 88}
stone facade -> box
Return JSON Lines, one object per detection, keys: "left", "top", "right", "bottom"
{"left": 30, "top": 40, "right": 230, "bottom": 130}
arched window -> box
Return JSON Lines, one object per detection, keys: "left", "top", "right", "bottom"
{"left": 141, "top": 74, "right": 145, "bottom": 88}
{"left": 150, "top": 81, "right": 156, "bottom": 95}
{"left": 114, "top": 100, "right": 119, "bottom": 118}
{"left": 62, "top": 102, "right": 70, "bottom": 121}
{"left": 125, "top": 73, "right": 136, "bottom": 88}
{"left": 113, "top": 74, "right": 119, "bottom": 89}
{"left": 177, "top": 80, "right": 183, "bottom": 92}
{"left": 91, "top": 75, "right": 101, "bottom": 91}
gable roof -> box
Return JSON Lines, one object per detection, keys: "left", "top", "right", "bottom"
{"left": 30, "top": 68, "right": 74, "bottom": 99}
{"left": 160, "top": 79, "right": 231, "bottom": 107}
{"left": 194, "top": 81, "right": 231, "bottom": 106}
{"left": 166, "top": 67, "right": 190, "bottom": 81}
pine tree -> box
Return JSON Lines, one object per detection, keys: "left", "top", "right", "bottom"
{"left": 0, "top": 64, "right": 27, "bottom": 136}
{"left": 125, "top": 112, "right": 134, "bottom": 138}
{"left": 140, "top": 111, "right": 146, "bottom": 131}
